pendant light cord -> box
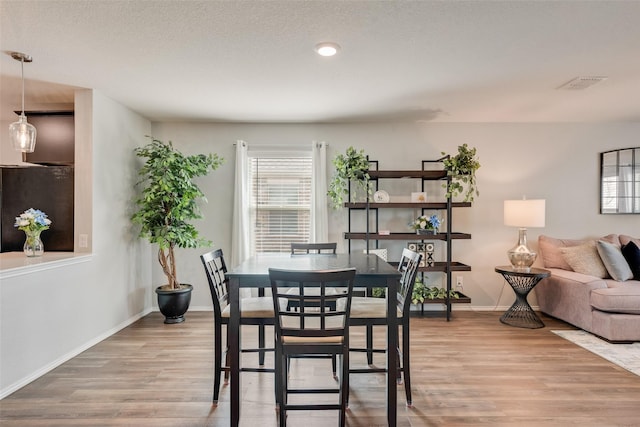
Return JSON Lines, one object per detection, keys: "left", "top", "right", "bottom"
{"left": 20, "top": 58, "right": 25, "bottom": 115}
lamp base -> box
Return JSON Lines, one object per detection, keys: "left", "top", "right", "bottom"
{"left": 507, "top": 247, "right": 537, "bottom": 272}
{"left": 507, "top": 228, "right": 537, "bottom": 272}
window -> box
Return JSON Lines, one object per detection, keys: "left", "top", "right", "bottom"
{"left": 249, "top": 154, "right": 312, "bottom": 253}
{"left": 600, "top": 147, "right": 640, "bottom": 214}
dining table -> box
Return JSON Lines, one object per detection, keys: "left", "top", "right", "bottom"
{"left": 225, "top": 252, "right": 402, "bottom": 427}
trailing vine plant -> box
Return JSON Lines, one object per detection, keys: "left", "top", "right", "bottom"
{"left": 441, "top": 143, "right": 481, "bottom": 202}
{"left": 327, "top": 146, "right": 372, "bottom": 209}
{"left": 411, "top": 278, "right": 460, "bottom": 304}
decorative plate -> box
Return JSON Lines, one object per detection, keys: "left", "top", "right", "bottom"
{"left": 373, "top": 190, "right": 390, "bottom": 203}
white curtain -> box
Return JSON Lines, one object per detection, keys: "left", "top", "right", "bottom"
{"left": 311, "top": 141, "right": 329, "bottom": 243}
{"left": 231, "top": 140, "right": 252, "bottom": 269}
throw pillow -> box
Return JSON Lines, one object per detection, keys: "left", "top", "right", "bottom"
{"left": 601, "top": 233, "right": 621, "bottom": 247}
{"left": 538, "top": 235, "right": 587, "bottom": 270}
{"left": 622, "top": 241, "right": 640, "bottom": 280}
{"left": 560, "top": 242, "right": 608, "bottom": 278}
{"left": 596, "top": 240, "right": 634, "bottom": 281}
{"left": 620, "top": 235, "right": 640, "bottom": 248}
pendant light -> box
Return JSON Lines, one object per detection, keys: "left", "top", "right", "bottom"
{"left": 9, "top": 52, "right": 37, "bottom": 153}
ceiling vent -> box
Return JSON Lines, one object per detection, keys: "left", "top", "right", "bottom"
{"left": 557, "top": 76, "right": 607, "bottom": 90}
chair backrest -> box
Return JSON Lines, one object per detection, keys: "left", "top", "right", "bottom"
{"left": 396, "top": 248, "right": 422, "bottom": 314}
{"left": 200, "top": 249, "right": 229, "bottom": 319}
{"left": 290, "top": 242, "right": 337, "bottom": 255}
{"left": 269, "top": 268, "right": 355, "bottom": 343}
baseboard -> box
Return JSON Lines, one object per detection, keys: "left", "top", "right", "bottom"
{"left": 409, "top": 304, "right": 540, "bottom": 312}
{"left": 0, "top": 307, "right": 153, "bottom": 400}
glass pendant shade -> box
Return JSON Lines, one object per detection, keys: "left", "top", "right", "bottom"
{"left": 9, "top": 52, "right": 36, "bottom": 153}
{"left": 10, "top": 113, "right": 37, "bottom": 153}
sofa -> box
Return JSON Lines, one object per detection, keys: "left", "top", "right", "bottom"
{"left": 534, "top": 234, "right": 640, "bottom": 342}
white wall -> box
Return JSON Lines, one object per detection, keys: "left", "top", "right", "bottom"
{"left": 152, "top": 121, "right": 640, "bottom": 311}
{"left": 2, "top": 115, "right": 637, "bottom": 398}
{"left": 0, "top": 90, "right": 152, "bottom": 397}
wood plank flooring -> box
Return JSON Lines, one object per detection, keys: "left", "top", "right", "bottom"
{"left": 1, "top": 311, "right": 639, "bottom": 426}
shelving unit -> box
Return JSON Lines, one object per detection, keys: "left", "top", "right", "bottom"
{"left": 344, "top": 160, "right": 472, "bottom": 320}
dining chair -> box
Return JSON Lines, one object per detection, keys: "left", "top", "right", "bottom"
{"left": 347, "top": 248, "right": 422, "bottom": 407}
{"left": 200, "top": 248, "right": 275, "bottom": 404}
{"left": 269, "top": 267, "right": 355, "bottom": 427}
{"left": 288, "top": 242, "right": 340, "bottom": 308}
{"left": 288, "top": 242, "right": 342, "bottom": 376}
{"left": 290, "top": 242, "right": 337, "bottom": 254}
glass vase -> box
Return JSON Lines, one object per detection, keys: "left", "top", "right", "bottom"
{"left": 23, "top": 230, "right": 44, "bottom": 257}
{"left": 417, "top": 229, "right": 437, "bottom": 235}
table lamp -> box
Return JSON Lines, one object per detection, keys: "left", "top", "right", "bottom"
{"left": 504, "top": 198, "right": 546, "bottom": 272}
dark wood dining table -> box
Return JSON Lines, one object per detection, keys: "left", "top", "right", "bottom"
{"left": 225, "top": 252, "right": 401, "bottom": 426}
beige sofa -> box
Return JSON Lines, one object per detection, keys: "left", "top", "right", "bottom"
{"left": 534, "top": 234, "right": 640, "bottom": 342}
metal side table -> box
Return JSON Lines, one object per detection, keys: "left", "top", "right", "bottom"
{"left": 495, "top": 266, "right": 550, "bottom": 329}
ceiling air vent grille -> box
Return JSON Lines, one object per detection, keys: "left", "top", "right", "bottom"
{"left": 557, "top": 76, "right": 607, "bottom": 90}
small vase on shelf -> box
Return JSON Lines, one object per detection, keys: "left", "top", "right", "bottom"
{"left": 23, "top": 230, "right": 44, "bottom": 257}
{"left": 417, "top": 228, "right": 437, "bottom": 235}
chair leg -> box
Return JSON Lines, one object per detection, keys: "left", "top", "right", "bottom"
{"left": 259, "top": 324, "right": 266, "bottom": 365}
{"left": 213, "top": 322, "right": 223, "bottom": 403}
{"left": 224, "top": 324, "right": 231, "bottom": 384}
{"left": 279, "top": 352, "right": 288, "bottom": 427}
{"left": 332, "top": 355, "right": 337, "bottom": 379}
{"left": 402, "top": 320, "right": 412, "bottom": 407}
{"left": 366, "top": 324, "right": 373, "bottom": 365}
{"left": 274, "top": 344, "right": 282, "bottom": 410}
{"left": 340, "top": 350, "right": 349, "bottom": 427}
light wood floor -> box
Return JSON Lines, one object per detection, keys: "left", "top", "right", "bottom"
{"left": 1, "top": 311, "right": 639, "bottom": 427}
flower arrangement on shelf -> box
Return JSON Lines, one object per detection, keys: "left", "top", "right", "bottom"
{"left": 14, "top": 208, "right": 52, "bottom": 257}
{"left": 14, "top": 208, "right": 52, "bottom": 233}
{"left": 410, "top": 214, "right": 441, "bottom": 234}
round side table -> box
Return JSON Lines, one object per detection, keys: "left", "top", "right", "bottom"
{"left": 495, "top": 266, "right": 550, "bottom": 329}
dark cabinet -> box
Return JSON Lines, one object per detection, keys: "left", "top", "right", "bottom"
{"left": 0, "top": 165, "right": 74, "bottom": 252}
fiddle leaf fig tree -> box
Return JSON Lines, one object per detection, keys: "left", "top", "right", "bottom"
{"left": 132, "top": 136, "right": 224, "bottom": 290}
{"left": 328, "top": 146, "right": 371, "bottom": 209}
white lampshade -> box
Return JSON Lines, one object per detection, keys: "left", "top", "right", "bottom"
{"left": 504, "top": 199, "right": 546, "bottom": 228}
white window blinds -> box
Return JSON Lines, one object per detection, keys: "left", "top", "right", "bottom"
{"left": 249, "top": 155, "right": 312, "bottom": 253}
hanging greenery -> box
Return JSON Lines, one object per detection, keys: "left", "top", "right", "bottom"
{"left": 411, "top": 278, "right": 460, "bottom": 304}
{"left": 442, "top": 143, "right": 481, "bottom": 202}
{"left": 327, "top": 146, "right": 371, "bottom": 209}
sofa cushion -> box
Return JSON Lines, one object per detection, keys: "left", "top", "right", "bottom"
{"left": 622, "top": 241, "right": 640, "bottom": 280}
{"left": 539, "top": 235, "right": 587, "bottom": 270}
{"left": 591, "top": 286, "right": 640, "bottom": 315}
{"left": 619, "top": 234, "right": 640, "bottom": 248}
{"left": 560, "top": 242, "right": 608, "bottom": 278}
{"left": 596, "top": 240, "right": 634, "bottom": 281}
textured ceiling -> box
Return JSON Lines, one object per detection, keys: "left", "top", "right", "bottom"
{"left": 1, "top": 0, "right": 640, "bottom": 123}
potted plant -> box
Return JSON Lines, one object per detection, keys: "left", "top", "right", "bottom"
{"left": 410, "top": 214, "right": 441, "bottom": 235}
{"left": 411, "top": 278, "right": 428, "bottom": 305}
{"left": 411, "top": 278, "right": 460, "bottom": 304}
{"left": 327, "top": 146, "right": 371, "bottom": 209}
{"left": 132, "top": 136, "right": 224, "bottom": 324}
{"left": 441, "top": 143, "right": 481, "bottom": 202}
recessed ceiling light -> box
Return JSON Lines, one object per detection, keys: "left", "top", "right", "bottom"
{"left": 315, "top": 42, "right": 340, "bottom": 57}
